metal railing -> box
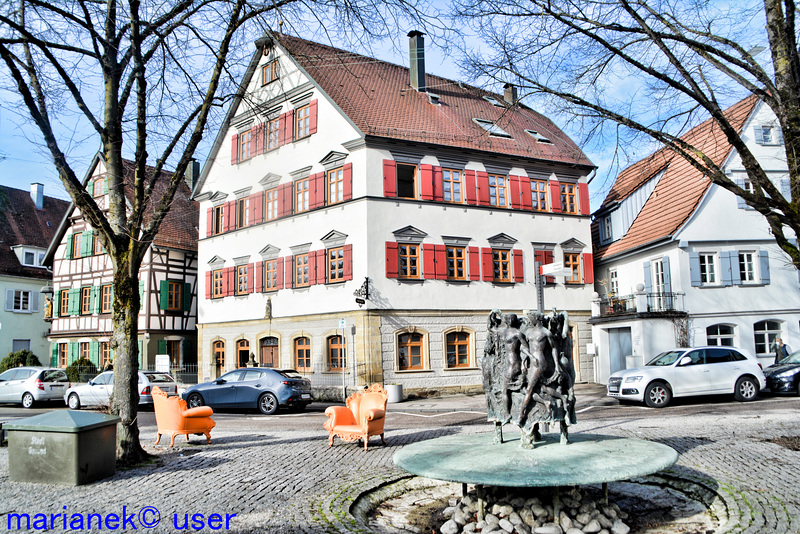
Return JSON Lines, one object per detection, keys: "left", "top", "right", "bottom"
{"left": 143, "top": 364, "right": 199, "bottom": 384}
{"left": 646, "top": 292, "right": 683, "bottom": 312}
{"left": 598, "top": 294, "right": 636, "bottom": 316}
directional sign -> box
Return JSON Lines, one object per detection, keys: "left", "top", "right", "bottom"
{"left": 338, "top": 318, "right": 347, "bottom": 329}
{"left": 540, "top": 261, "right": 572, "bottom": 276}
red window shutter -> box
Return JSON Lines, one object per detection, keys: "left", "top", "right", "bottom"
{"left": 550, "top": 181, "right": 562, "bottom": 213}
{"left": 230, "top": 134, "right": 238, "bottom": 165}
{"left": 520, "top": 175, "right": 533, "bottom": 210}
{"left": 420, "top": 164, "right": 434, "bottom": 201}
{"left": 435, "top": 244, "right": 447, "bottom": 279}
{"left": 383, "top": 160, "right": 397, "bottom": 198}
{"left": 481, "top": 248, "right": 493, "bottom": 282}
{"left": 578, "top": 183, "right": 590, "bottom": 215}
{"left": 583, "top": 252, "right": 594, "bottom": 284}
{"left": 309, "top": 99, "right": 318, "bottom": 135}
{"left": 278, "top": 183, "right": 293, "bottom": 217}
{"left": 422, "top": 243, "right": 436, "bottom": 279}
{"left": 277, "top": 114, "right": 284, "bottom": 146}
{"left": 252, "top": 191, "right": 264, "bottom": 223}
{"left": 276, "top": 257, "right": 284, "bottom": 289}
{"left": 227, "top": 201, "right": 236, "bottom": 231}
{"left": 539, "top": 250, "right": 555, "bottom": 283}
{"left": 468, "top": 246, "right": 481, "bottom": 281}
{"left": 509, "top": 175, "right": 522, "bottom": 209}
{"left": 206, "top": 208, "right": 213, "bottom": 237}
{"left": 307, "top": 252, "right": 316, "bottom": 286}
{"left": 315, "top": 172, "right": 326, "bottom": 208}
{"left": 285, "top": 256, "right": 294, "bottom": 288}
{"left": 312, "top": 250, "right": 324, "bottom": 285}
{"left": 255, "top": 123, "right": 264, "bottom": 155}
{"left": 433, "top": 166, "right": 444, "bottom": 201}
{"left": 385, "top": 242, "right": 399, "bottom": 278}
{"left": 513, "top": 250, "right": 524, "bottom": 283}
{"left": 343, "top": 244, "right": 353, "bottom": 281}
{"left": 229, "top": 267, "right": 237, "bottom": 296}
{"left": 205, "top": 272, "right": 212, "bottom": 299}
{"left": 477, "top": 171, "right": 490, "bottom": 206}
{"left": 343, "top": 163, "right": 353, "bottom": 201}
{"left": 250, "top": 124, "right": 259, "bottom": 156}
{"left": 464, "top": 170, "right": 478, "bottom": 205}
{"left": 307, "top": 174, "right": 318, "bottom": 210}
{"left": 255, "top": 261, "right": 263, "bottom": 293}
{"left": 284, "top": 109, "right": 295, "bottom": 143}
{"left": 246, "top": 263, "right": 254, "bottom": 293}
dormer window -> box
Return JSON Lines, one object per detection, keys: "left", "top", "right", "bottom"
{"left": 755, "top": 125, "right": 782, "bottom": 145}
{"left": 473, "top": 119, "right": 512, "bottom": 138}
{"left": 525, "top": 130, "right": 551, "bottom": 143}
{"left": 482, "top": 96, "right": 504, "bottom": 107}
{"left": 262, "top": 59, "right": 279, "bottom": 85}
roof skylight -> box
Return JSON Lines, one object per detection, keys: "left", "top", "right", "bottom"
{"left": 525, "top": 130, "right": 552, "bottom": 143}
{"left": 473, "top": 118, "right": 512, "bottom": 138}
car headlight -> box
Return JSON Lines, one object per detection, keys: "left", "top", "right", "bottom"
{"left": 624, "top": 376, "right": 643, "bottom": 383}
{"left": 774, "top": 370, "right": 796, "bottom": 378}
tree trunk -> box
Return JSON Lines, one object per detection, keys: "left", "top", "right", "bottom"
{"left": 110, "top": 262, "right": 148, "bottom": 465}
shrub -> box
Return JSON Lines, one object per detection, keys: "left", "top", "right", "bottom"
{"left": 66, "top": 358, "right": 98, "bottom": 383}
{"left": 0, "top": 349, "right": 41, "bottom": 373}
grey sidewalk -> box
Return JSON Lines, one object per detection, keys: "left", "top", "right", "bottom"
{"left": 1, "top": 386, "right": 799, "bottom": 533}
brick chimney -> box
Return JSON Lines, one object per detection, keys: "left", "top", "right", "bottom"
{"left": 30, "top": 183, "right": 44, "bottom": 210}
{"left": 504, "top": 83, "right": 517, "bottom": 105}
{"left": 408, "top": 31, "right": 426, "bottom": 92}
{"left": 185, "top": 159, "right": 199, "bottom": 191}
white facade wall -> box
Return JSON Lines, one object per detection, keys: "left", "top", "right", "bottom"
{"left": 0, "top": 275, "right": 49, "bottom": 359}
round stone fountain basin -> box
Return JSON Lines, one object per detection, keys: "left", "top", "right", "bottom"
{"left": 394, "top": 432, "right": 678, "bottom": 487}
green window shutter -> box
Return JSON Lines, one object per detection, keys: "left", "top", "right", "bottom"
{"left": 53, "top": 293, "right": 60, "bottom": 318}
{"left": 159, "top": 281, "right": 169, "bottom": 310}
{"left": 137, "top": 339, "right": 144, "bottom": 367}
{"left": 104, "top": 177, "right": 109, "bottom": 194}
{"left": 65, "top": 234, "right": 74, "bottom": 259}
{"left": 184, "top": 282, "right": 192, "bottom": 312}
{"left": 139, "top": 281, "right": 145, "bottom": 311}
{"left": 51, "top": 344, "right": 58, "bottom": 367}
{"left": 80, "top": 231, "right": 91, "bottom": 257}
{"left": 89, "top": 180, "right": 95, "bottom": 196}
{"left": 69, "top": 342, "right": 79, "bottom": 364}
{"left": 69, "top": 288, "right": 80, "bottom": 315}
{"left": 158, "top": 339, "right": 167, "bottom": 354}
{"left": 90, "top": 341, "right": 99, "bottom": 366}
{"left": 92, "top": 286, "right": 100, "bottom": 314}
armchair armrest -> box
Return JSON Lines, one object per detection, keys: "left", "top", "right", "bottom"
{"left": 363, "top": 408, "right": 385, "bottom": 423}
{"left": 324, "top": 406, "right": 357, "bottom": 429}
{"left": 182, "top": 406, "right": 214, "bottom": 418}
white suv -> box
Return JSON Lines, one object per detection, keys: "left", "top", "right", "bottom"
{"left": 607, "top": 346, "right": 766, "bottom": 408}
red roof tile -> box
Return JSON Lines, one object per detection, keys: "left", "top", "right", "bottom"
{"left": 0, "top": 185, "right": 69, "bottom": 280}
{"left": 276, "top": 34, "right": 594, "bottom": 168}
{"left": 593, "top": 95, "right": 758, "bottom": 261}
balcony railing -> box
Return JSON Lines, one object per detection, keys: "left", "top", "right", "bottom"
{"left": 646, "top": 292, "right": 683, "bottom": 313}
{"left": 594, "top": 291, "right": 685, "bottom": 318}
{"left": 598, "top": 294, "right": 636, "bottom": 316}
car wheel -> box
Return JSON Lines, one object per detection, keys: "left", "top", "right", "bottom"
{"left": 186, "top": 393, "right": 204, "bottom": 409}
{"left": 644, "top": 382, "right": 672, "bottom": 408}
{"left": 21, "top": 392, "right": 35, "bottom": 409}
{"left": 734, "top": 376, "right": 759, "bottom": 401}
{"left": 258, "top": 393, "right": 278, "bottom": 415}
{"left": 68, "top": 393, "right": 81, "bottom": 410}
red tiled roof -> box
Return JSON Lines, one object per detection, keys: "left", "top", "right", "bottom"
{"left": 119, "top": 161, "right": 198, "bottom": 251}
{"left": 0, "top": 185, "right": 69, "bottom": 280}
{"left": 276, "top": 34, "right": 594, "bottom": 168}
{"left": 593, "top": 95, "right": 758, "bottom": 261}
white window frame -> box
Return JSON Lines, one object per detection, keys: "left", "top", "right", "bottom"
{"left": 608, "top": 269, "right": 619, "bottom": 295}
{"left": 707, "top": 324, "right": 735, "bottom": 346}
{"left": 738, "top": 251, "right": 757, "bottom": 283}
{"left": 602, "top": 216, "right": 613, "bottom": 243}
{"left": 4, "top": 289, "right": 37, "bottom": 313}
{"left": 698, "top": 253, "right": 717, "bottom": 285}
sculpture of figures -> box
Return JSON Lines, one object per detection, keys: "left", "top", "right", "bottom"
{"left": 480, "top": 308, "right": 578, "bottom": 449}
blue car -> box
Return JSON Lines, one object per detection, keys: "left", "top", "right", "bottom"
{"left": 182, "top": 368, "right": 312, "bottom": 415}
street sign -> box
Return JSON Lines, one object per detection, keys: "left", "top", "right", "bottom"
{"left": 338, "top": 319, "right": 346, "bottom": 329}
{"left": 540, "top": 261, "right": 572, "bottom": 276}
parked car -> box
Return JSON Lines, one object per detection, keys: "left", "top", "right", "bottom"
{"left": 182, "top": 368, "right": 312, "bottom": 415}
{"left": 0, "top": 367, "right": 70, "bottom": 408}
{"left": 763, "top": 351, "right": 800, "bottom": 395}
{"left": 607, "top": 346, "right": 766, "bottom": 408}
{"left": 64, "top": 370, "right": 177, "bottom": 410}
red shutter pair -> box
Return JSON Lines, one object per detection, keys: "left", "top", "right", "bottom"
{"left": 550, "top": 181, "right": 562, "bottom": 213}
{"left": 468, "top": 247, "right": 481, "bottom": 280}
{"left": 250, "top": 191, "right": 264, "bottom": 224}
{"left": 509, "top": 175, "right": 522, "bottom": 210}
{"left": 309, "top": 173, "right": 325, "bottom": 209}
{"left": 281, "top": 110, "right": 294, "bottom": 146}
{"left": 277, "top": 183, "right": 293, "bottom": 218}
{"left": 464, "top": 170, "right": 478, "bottom": 205}
{"left": 422, "top": 244, "right": 447, "bottom": 279}
{"left": 535, "top": 250, "right": 555, "bottom": 283}
{"left": 314, "top": 250, "right": 326, "bottom": 285}
{"left": 477, "top": 171, "right": 491, "bottom": 206}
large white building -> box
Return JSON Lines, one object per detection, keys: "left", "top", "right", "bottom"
{"left": 194, "top": 32, "right": 597, "bottom": 396}
{"left": 590, "top": 96, "right": 800, "bottom": 382}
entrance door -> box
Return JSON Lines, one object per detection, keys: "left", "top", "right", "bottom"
{"left": 260, "top": 337, "right": 279, "bottom": 368}
{"left": 608, "top": 327, "right": 632, "bottom": 374}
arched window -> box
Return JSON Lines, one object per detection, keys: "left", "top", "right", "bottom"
{"left": 237, "top": 339, "right": 250, "bottom": 368}
{"left": 446, "top": 332, "right": 470, "bottom": 368}
{"left": 328, "top": 335, "right": 346, "bottom": 371}
{"left": 260, "top": 336, "right": 279, "bottom": 368}
{"left": 707, "top": 324, "right": 734, "bottom": 346}
{"left": 754, "top": 320, "right": 782, "bottom": 356}
{"left": 398, "top": 332, "right": 423, "bottom": 370}
{"left": 213, "top": 340, "right": 225, "bottom": 368}
{"left": 295, "top": 337, "right": 311, "bottom": 371}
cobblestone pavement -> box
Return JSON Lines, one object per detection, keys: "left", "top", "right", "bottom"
{"left": 1, "top": 389, "right": 799, "bottom": 533}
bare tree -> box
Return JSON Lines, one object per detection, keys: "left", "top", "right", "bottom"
{"left": 453, "top": 0, "right": 800, "bottom": 267}
{"left": 0, "top": 0, "right": 431, "bottom": 465}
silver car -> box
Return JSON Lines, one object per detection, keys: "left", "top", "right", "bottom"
{"left": 607, "top": 346, "right": 766, "bottom": 408}
{"left": 0, "top": 367, "right": 70, "bottom": 408}
{"left": 64, "top": 370, "right": 177, "bottom": 410}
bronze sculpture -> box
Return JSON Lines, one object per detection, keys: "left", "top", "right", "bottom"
{"left": 481, "top": 309, "right": 577, "bottom": 448}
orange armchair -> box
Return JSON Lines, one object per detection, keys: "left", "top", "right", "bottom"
{"left": 152, "top": 386, "right": 216, "bottom": 447}
{"left": 324, "top": 383, "right": 388, "bottom": 451}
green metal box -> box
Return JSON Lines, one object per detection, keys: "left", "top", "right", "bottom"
{"left": 5, "top": 410, "right": 120, "bottom": 485}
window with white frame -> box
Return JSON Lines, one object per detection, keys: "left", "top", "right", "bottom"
{"left": 739, "top": 251, "right": 756, "bottom": 283}
{"left": 602, "top": 216, "right": 613, "bottom": 243}
{"left": 754, "top": 319, "right": 782, "bottom": 356}
{"left": 707, "top": 324, "right": 735, "bottom": 346}
{"left": 4, "top": 289, "right": 37, "bottom": 313}
{"left": 608, "top": 269, "right": 619, "bottom": 295}
{"left": 699, "top": 253, "right": 717, "bottom": 284}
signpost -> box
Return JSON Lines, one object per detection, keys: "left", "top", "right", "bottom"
{"left": 535, "top": 261, "right": 574, "bottom": 312}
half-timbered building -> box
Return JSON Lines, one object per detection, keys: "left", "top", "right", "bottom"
{"left": 44, "top": 153, "right": 200, "bottom": 380}
{"left": 194, "top": 32, "right": 597, "bottom": 396}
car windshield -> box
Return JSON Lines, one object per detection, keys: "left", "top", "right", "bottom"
{"left": 646, "top": 350, "right": 684, "bottom": 366}
{"left": 279, "top": 370, "right": 303, "bottom": 379}
{"left": 780, "top": 351, "right": 800, "bottom": 364}
{"left": 146, "top": 373, "right": 174, "bottom": 383}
